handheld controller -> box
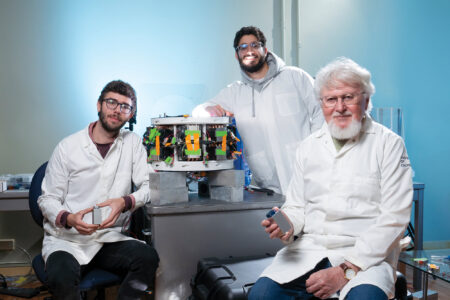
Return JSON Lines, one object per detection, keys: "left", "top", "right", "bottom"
{"left": 266, "top": 209, "right": 292, "bottom": 234}
{"left": 92, "top": 205, "right": 102, "bottom": 225}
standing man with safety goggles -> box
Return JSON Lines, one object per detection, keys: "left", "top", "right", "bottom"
{"left": 193, "top": 26, "right": 323, "bottom": 195}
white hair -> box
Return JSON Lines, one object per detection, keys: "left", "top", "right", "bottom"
{"left": 314, "top": 57, "right": 375, "bottom": 113}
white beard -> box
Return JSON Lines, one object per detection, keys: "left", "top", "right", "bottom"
{"left": 328, "top": 116, "right": 362, "bottom": 140}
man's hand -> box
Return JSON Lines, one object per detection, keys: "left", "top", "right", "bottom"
{"left": 66, "top": 207, "right": 99, "bottom": 235}
{"left": 97, "top": 197, "right": 126, "bottom": 229}
{"left": 305, "top": 267, "right": 348, "bottom": 299}
{"left": 261, "top": 207, "right": 293, "bottom": 241}
{"left": 205, "top": 105, "right": 234, "bottom": 117}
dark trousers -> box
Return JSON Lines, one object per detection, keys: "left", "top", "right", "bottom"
{"left": 248, "top": 258, "right": 387, "bottom": 300}
{"left": 46, "top": 240, "right": 159, "bottom": 300}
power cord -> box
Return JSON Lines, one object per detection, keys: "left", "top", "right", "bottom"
{"left": 17, "top": 245, "right": 33, "bottom": 276}
{"left": 0, "top": 245, "right": 41, "bottom": 298}
{"left": 0, "top": 245, "right": 33, "bottom": 277}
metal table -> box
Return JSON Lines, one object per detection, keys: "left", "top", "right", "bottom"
{"left": 0, "top": 190, "right": 29, "bottom": 211}
{"left": 147, "top": 191, "right": 285, "bottom": 300}
{"left": 399, "top": 249, "right": 449, "bottom": 300}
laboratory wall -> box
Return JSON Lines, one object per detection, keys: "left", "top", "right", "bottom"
{"left": 298, "top": 0, "right": 450, "bottom": 242}
{"left": 1, "top": 0, "right": 448, "bottom": 246}
{"left": 0, "top": 0, "right": 283, "bottom": 174}
{"left": 0, "top": 0, "right": 286, "bottom": 263}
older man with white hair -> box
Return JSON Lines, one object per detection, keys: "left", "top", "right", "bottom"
{"left": 249, "top": 58, "right": 413, "bottom": 300}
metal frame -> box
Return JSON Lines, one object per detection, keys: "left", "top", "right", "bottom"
{"left": 149, "top": 116, "right": 235, "bottom": 172}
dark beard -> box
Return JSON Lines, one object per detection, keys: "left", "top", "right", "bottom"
{"left": 239, "top": 55, "right": 266, "bottom": 73}
{"left": 98, "top": 109, "right": 127, "bottom": 133}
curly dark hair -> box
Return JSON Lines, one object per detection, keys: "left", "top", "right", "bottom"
{"left": 233, "top": 26, "right": 267, "bottom": 50}
{"left": 98, "top": 80, "right": 137, "bottom": 109}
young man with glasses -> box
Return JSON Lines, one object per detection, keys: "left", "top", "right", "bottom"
{"left": 193, "top": 26, "right": 323, "bottom": 195}
{"left": 249, "top": 58, "right": 413, "bottom": 300}
{"left": 38, "top": 80, "right": 159, "bottom": 299}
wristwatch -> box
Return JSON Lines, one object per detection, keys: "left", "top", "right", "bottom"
{"left": 339, "top": 263, "right": 356, "bottom": 280}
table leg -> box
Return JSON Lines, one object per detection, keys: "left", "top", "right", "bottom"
{"left": 413, "top": 185, "right": 424, "bottom": 290}
{"left": 422, "top": 272, "right": 428, "bottom": 300}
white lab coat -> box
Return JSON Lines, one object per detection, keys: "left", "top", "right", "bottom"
{"left": 193, "top": 52, "right": 323, "bottom": 194}
{"left": 38, "top": 125, "right": 151, "bottom": 265}
{"left": 260, "top": 116, "right": 413, "bottom": 299}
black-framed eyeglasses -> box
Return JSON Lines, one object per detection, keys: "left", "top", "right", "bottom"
{"left": 103, "top": 98, "right": 133, "bottom": 114}
{"left": 320, "top": 92, "right": 366, "bottom": 108}
{"left": 235, "top": 41, "right": 263, "bottom": 54}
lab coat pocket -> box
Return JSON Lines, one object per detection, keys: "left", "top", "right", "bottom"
{"left": 275, "top": 93, "right": 300, "bottom": 116}
{"left": 329, "top": 175, "right": 380, "bottom": 219}
{"left": 246, "top": 151, "right": 274, "bottom": 186}
{"left": 348, "top": 176, "right": 380, "bottom": 205}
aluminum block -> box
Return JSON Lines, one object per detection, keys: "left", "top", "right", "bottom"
{"left": 209, "top": 186, "right": 243, "bottom": 202}
{"left": 150, "top": 172, "right": 186, "bottom": 190}
{"left": 150, "top": 187, "right": 189, "bottom": 205}
{"left": 208, "top": 169, "right": 244, "bottom": 187}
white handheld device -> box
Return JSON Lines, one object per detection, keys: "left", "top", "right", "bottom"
{"left": 92, "top": 205, "right": 102, "bottom": 225}
{"left": 266, "top": 209, "right": 292, "bottom": 234}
